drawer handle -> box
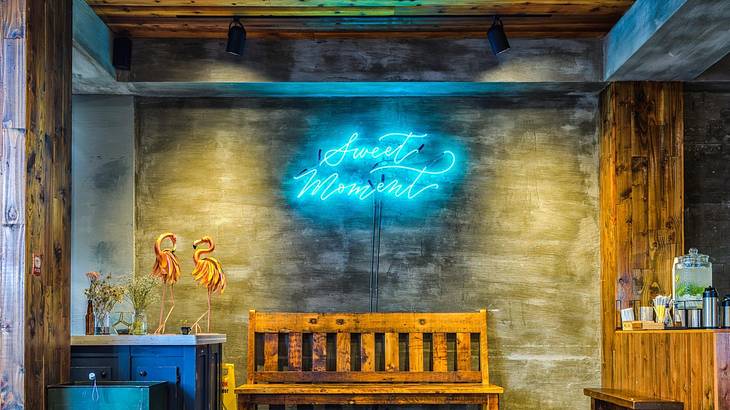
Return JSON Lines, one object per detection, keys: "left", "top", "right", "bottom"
{"left": 139, "top": 370, "right": 148, "bottom": 377}
{"left": 100, "top": 371, "right": 107, "bottom": 378}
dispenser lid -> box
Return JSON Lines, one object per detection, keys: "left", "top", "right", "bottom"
{"left": 704, "top": 286, "right": 718, "bottom": 298}
{"left": 722, "top": 296, "right": 730, "bottom": 306}
{"left": 678, "top": 248, "right": 711, "bottom": 268}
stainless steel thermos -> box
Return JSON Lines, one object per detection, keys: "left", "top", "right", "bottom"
{"left": 722, "top": 296, "right": 730, "bottom": 328}
{"left": 702, "top": 286, "right": 719, "bottom": 328}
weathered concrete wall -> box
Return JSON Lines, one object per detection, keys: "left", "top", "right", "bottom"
{"left": 129, "top": 38, "right": 601, "bottom": 83}
{"left": 71, "top": 95, "right": 135, "bottom": 334}
{"left": 685, "top": 91, "right": 730, "bottom": 297}
{"left": 135, "top": 95, "right": 600, "bottom": 409}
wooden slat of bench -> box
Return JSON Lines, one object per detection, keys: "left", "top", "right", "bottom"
{"left": 288, "top": 332, "right": 302, "bottom": 371}
{"left": 312, "top": 333, "right": 327, "bottom": 372}
{"left": 456, "top": 333, "right": 471, "bottom": 371}
{"left": 236, "top": 383, "right": 504, "bottom": 395}
{"left": 252, "top": 312, "right": 482, "bottom": 333}
{"left": 479, "top": 309, "right": 489, "bottom": 384}
{"left": 336, "top": 333, "right": 350, "bottom": 372}
{"left": 583, "top": 388, "right": 684, "bottom": 410}
{"left": 253, "top": 371, "right": 483, "bottom": 383}
{"left": 264, "top": 333, "right": 278, "bottom": 371}
{"left": 361, "top": 332, "right": 375, "bottom": 372}
{"left": 433, "top": 333, "right": 448, "bottom": 372}
{"left": 385, "top": 332, "right": 399, "bottom": 372}
{"left": 237, "top": 393, "right": 499, "bottom": 405}
{"left": 409, "top": 332, "right": 424, "bottom": 372}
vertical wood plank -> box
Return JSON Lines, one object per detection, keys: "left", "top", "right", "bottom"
{"left": 247, "top": 310, "right": 256, "bottom": 383}
{"left": 456, "top": 332, "right": 471, "bottom": 371}
{"left": 409, "top": 332, "right": 423, "bottom": 372}
{"left": 312, "top": 332, "right": 327, "bottom": 372}
{"left": 264, "top": 333, "right": 279, "bottom": 371}
{"left": 288, "top": 332, "right": 302, "bottom": 371}
{"left": 1, "top": 0, "right": 25, "bottom": 38}
{"left": 433, "top": 332, "right": 447, "bottom": 372}
{"left": 1, "top": 38, "right": 25, "bottom": 129}
{"left": 1, "top": 129, "right": 25, "bottom": 225}
{"left": 336, "top": 333, "right": 351, "bottom": 372}
{"left": 384, "top": 332, "right": 398, "bottom": 372}
{"left": 0, "top": 224, "right": 24, "bottom": 408}
{"left": 361, "top": 332, "right": 375, "bottom": 372}
{"left": 23, "top": 0, "right": 73, "bottom": 408}
{"left": 715, "top": 333, "right": 730, "bottom": 410}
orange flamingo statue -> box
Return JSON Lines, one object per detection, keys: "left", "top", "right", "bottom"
{"left": 151, "top": 232, "right": 181, "bottom": 334}
{"left": 190, "top": 235, "right": 226, "bottom": 333}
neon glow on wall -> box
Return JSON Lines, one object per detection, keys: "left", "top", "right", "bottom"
{"left": 293, "top": 132, "right": 457, "bottom": 202}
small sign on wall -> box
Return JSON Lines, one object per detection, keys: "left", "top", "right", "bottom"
{"left": 32, "top": 253, "right": 42, "bottom": 277}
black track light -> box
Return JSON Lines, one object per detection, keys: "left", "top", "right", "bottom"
{"left": 226, "top": 17, "right": 246, "bottom": 56}
{"left": 112, "top": 35, "right": 132, "bottom": 70}
{"left": 487, "top": 16, "right": 510, "bottom": 55}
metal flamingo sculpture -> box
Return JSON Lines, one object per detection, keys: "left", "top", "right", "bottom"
{"left": 151, "top": 232, "right": 181, "bottom": 334}
{"left": 190, "top": 236, "right": 226, "bottom": 333}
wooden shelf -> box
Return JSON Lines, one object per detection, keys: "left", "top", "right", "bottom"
{"left": 71, "top": 333, "right": 227, "bottom": 346}
{"left": 616, "top": 328, "right": 730, "bottom": 334}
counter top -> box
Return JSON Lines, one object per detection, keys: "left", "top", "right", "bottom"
{"left": 71, "top": 333, "right": 227, "bottom": 346}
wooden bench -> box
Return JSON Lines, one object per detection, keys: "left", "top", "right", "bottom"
{"left": 236, "top": 310, "right": 504, "bottom": 409}
{"left": 584, "top": 388, "right": 683, "bottom": 410}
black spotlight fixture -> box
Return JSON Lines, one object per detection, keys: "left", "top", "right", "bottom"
{"left": 112, "top": 34, "right": 132, "bottom": 70}
{"left": 226, "top": 17, "right": 246, "bottom": 56}
{"left": 487, "top": 16, "right": 510, "bottom": 55}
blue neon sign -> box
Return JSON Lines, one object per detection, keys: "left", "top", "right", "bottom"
{"left": 292, "top": 132, "right": 458, "bottom": 202}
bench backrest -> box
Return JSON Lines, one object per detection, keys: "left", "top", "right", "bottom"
{"left": 246, "top": 310, "right": 490, "bottom": 384}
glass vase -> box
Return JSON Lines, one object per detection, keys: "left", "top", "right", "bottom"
{"left": 94, "top": 311, "right": 111, "bottom": 335}
{"left": 132, "top": 312, "right": 148, "bottom": 335}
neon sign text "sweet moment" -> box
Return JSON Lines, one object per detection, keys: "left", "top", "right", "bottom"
{"left": 293, "top": 132, "right": 456, "bottom": 202}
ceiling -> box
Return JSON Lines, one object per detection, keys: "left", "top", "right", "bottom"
{"left": 87, "top": 0, "right": 636, "bottom": 39}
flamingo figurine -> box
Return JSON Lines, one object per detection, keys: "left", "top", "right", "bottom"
{"left": 151, "top": 232, "right": 181, "bottom": 334}
{"left": 190, "top": 235, "right": 226, "bottom": 333}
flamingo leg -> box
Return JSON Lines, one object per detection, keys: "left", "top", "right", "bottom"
{"left": 160, "top": 285, "right": 175, "bottom": 334}
{"left": 155, "top": 285, "right": 167, "bottom": 334}
{"left": 207, "top": 288, "right": 212, "bottom": 333}
{"left": 191, "top": 310, "right": 207, "bottom": 335}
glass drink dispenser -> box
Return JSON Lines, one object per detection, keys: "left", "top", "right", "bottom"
{"left": 673, "top": 248, "right": 712, "bottom": 309}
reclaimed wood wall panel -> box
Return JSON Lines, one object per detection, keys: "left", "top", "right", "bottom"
{"left": 599, "top": 82, "right": 684, "bottom": 387}
{"left": 0, "top": 0, "right": 27, "bottom": 407}
{"left": 22, "top": 0, "right": 73, "bottom": 408}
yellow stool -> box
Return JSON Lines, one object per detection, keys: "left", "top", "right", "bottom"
{"left": 222, "top": 363, "right": 237, "bottom": 410}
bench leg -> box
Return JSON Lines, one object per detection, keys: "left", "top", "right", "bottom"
{"left": 483, "top": 395, "right": 499, "bottom": 410}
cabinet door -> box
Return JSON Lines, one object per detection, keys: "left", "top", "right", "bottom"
{"left": 132, "top": 357, "right": 181, "bottom": 409}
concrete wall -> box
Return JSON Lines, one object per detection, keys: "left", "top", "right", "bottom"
{"left": 685, "top": 90, "right": 730, "bottom": 297}
{"left": 135, "top": 95, "right": 600, "bottom": 409}
{"left": 71, "top": 95, "right": 135, "bottom": 334}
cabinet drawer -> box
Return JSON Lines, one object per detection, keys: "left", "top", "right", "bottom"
{"left": 70, "top": 366, "right": 113, "bottom": 382}
{"left": 132, "top": 358, "right": 181, "bottom": 409}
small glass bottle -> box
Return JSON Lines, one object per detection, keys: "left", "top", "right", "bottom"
{"left": 85, "top": 300, "right": 94, "bottom": 335}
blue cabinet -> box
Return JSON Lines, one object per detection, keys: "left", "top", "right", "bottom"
{"left": 70, "top": 336, "right": 224, "bottom": 410}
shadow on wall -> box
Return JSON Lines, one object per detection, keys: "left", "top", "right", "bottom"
{"left": 132, "top": 95, "right": 600, "bottom": 410}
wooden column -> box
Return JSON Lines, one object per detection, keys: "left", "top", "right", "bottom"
{"left": 599, "top": 82, "right": 684, "bottom": 386}
{"left": 1, "top": 0, "right": 72, "bottom": 408}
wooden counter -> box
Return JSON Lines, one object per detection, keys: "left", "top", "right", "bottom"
{"left": 71, "top": 333, "right": 226, "bottom": 346}
{"left": 608, "top": 329, "right": 730, "bottom": 410}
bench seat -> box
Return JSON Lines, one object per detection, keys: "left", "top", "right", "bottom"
{"left": 236, "top": 383, "right": 505, "bottom": 395}
{"left": 237, "top": 310, "right": 503, "bottom": 409}
{"left": 237, "top": 383, "right": 503, "bottom": 405}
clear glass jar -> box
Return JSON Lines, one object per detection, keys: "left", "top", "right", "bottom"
{"left": 132, "top": 312, "right": 148, "bottom": 335}
{"left": 673, "top": 248, "right": 712, "bottom": 309}
{"left": 94, "top": 311, "right": 111, "bottom": 335}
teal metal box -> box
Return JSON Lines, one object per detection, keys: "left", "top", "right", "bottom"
{"left": 48, "top": 381, "right": 167, "bottom": 410}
